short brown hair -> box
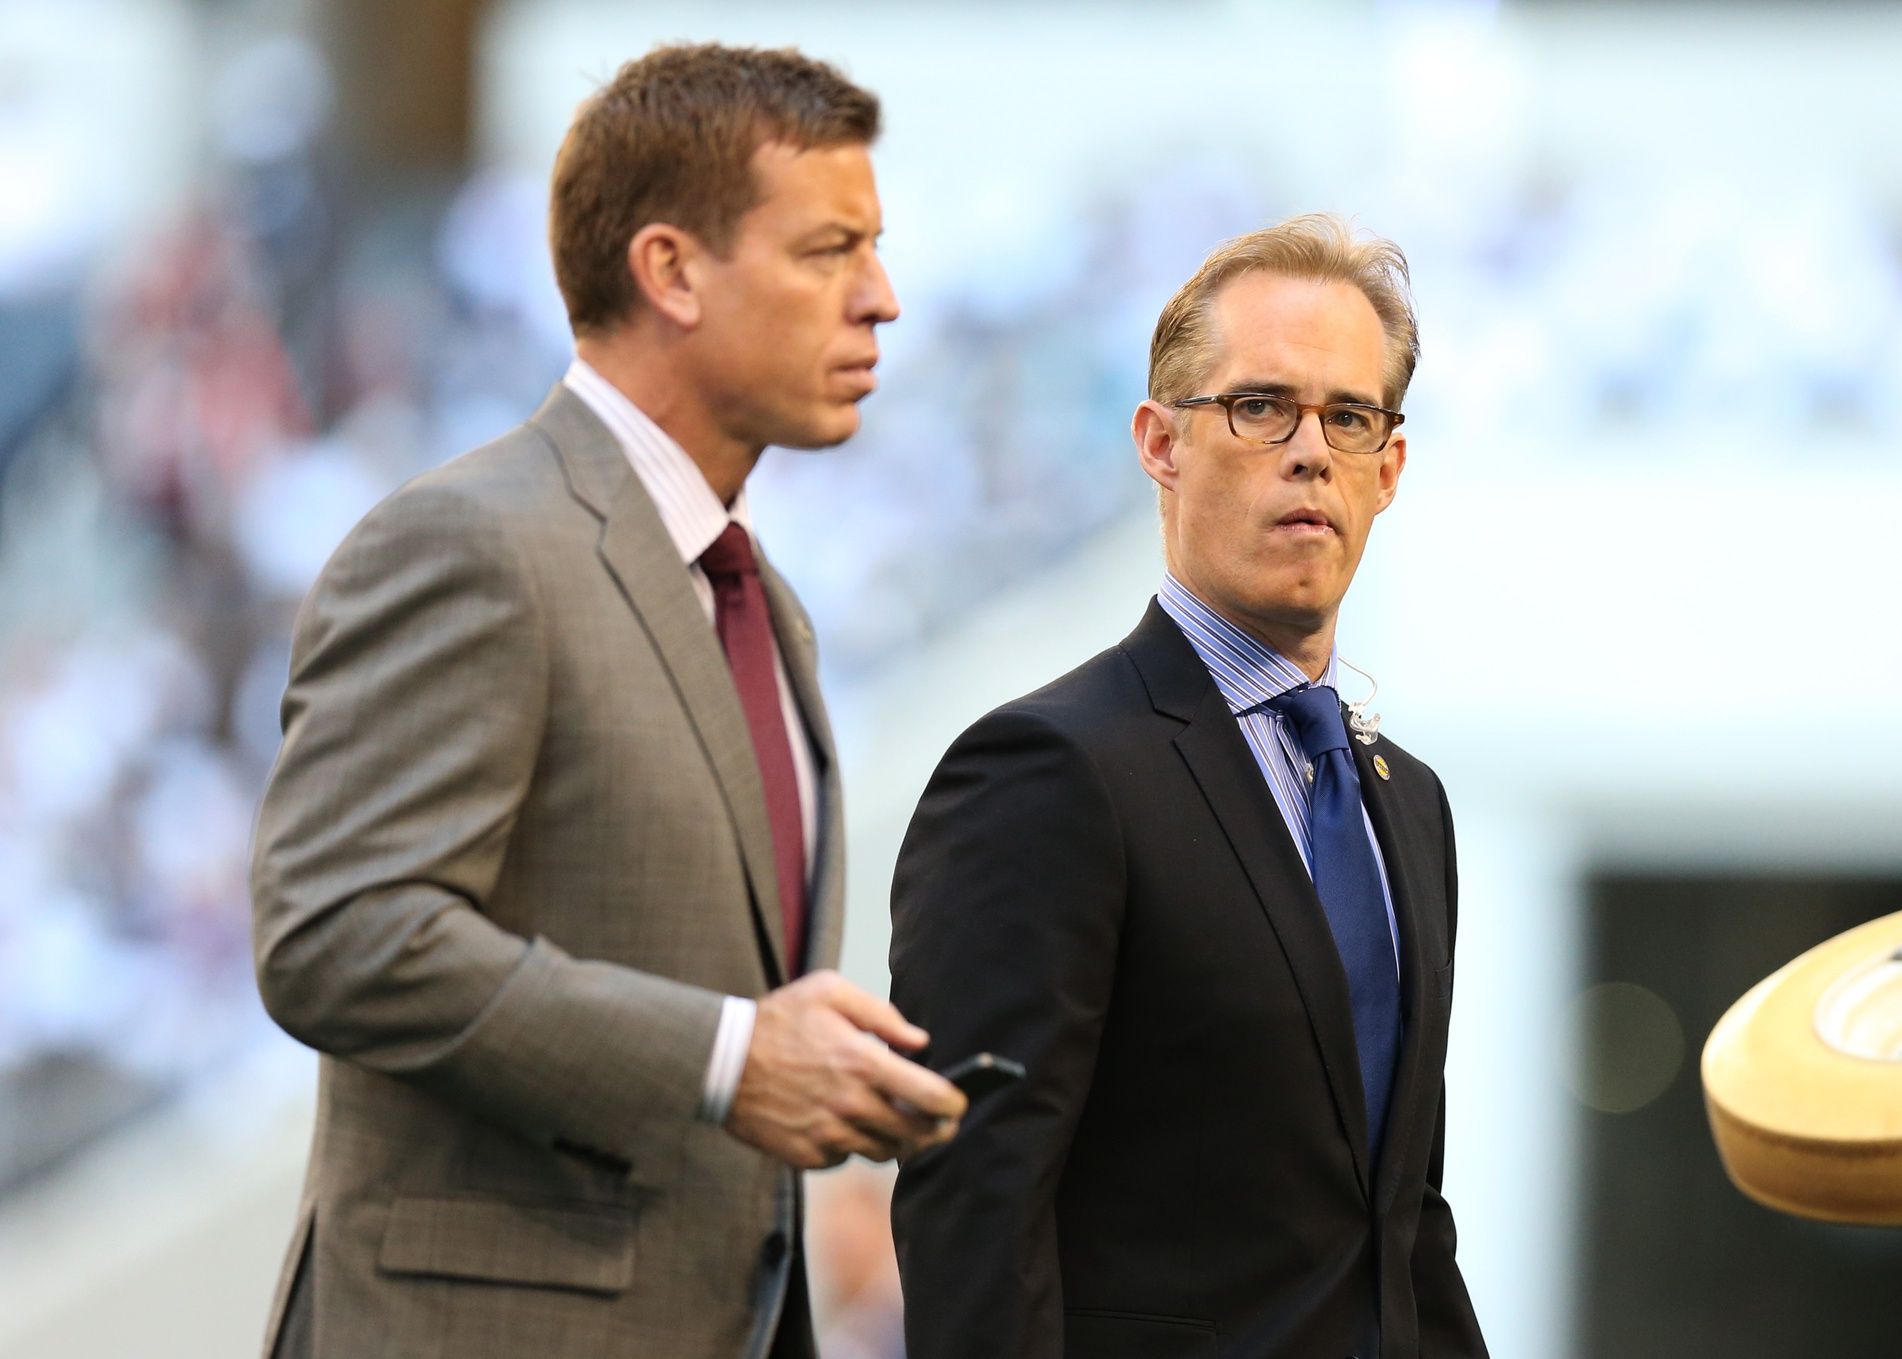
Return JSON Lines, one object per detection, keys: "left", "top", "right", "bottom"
{"left": 1148, "top": 214, "right": 1420, "bottom": 410}
{"left": 550, "top": 44, "right": 881, "bottom": 336}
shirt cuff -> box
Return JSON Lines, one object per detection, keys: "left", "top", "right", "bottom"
{"left": 697, "top": 995, "right": 757, "bottom": 1125}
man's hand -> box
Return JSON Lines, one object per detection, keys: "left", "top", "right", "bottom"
{"left": 725, "top": 970, "right": 967, "bottom": 1170}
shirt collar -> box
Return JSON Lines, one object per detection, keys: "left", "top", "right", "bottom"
{"left": 1156, "top": 571, "right": 1338, "bottom": 714}
{"left": 562, "top": 356, "right": 752, "bottom": 568}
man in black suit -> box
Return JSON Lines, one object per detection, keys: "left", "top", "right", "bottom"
{"left": 889, "top": 214, "right": 1488, "bottom": 1359}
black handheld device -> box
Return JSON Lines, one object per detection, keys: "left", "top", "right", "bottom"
{"left": 938, "top": 1052, "right": 1026, "bottom": 1105}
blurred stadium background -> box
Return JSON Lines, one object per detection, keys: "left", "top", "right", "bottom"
{"left": 3, "top": 1, "right": 1901, "bottom": 1355}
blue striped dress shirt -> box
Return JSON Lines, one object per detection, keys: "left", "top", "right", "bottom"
{"left": 1155, "top": 574, "right": 1400, "bottom": 970}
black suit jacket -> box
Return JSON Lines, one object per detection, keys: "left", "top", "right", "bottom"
{"left": 889, "top": 601, "right": 1487, "bottom": 1359}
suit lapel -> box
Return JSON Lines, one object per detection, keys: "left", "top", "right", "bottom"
{"left": 1353, "top": 735, "right": 1434, "bottom": 1213}
{"left": 757, "top": 558, "right": 834, "bottom": 774}
{"left": 1125, "top": 602, "right": 1375, "bottom": 1198}
{"left": 758, "top": 557, "right": 844, "bottom": 969}
{"left": 529, "top": 384, "right": 792, "bottom": 982}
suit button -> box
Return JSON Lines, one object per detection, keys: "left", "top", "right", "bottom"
{"left": 762, "top": 1230, "right": 787, "bottom": 1264}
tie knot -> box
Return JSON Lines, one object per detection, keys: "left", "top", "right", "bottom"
{"left": 1266, "top": 684, "right": 1350, "bottom": 758}
{"left": 699, "top": 522, "right": 758, "bottom": 580}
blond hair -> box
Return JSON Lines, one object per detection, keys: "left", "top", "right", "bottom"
{"left": 1147, "top": 213, "right": 1419, "bottom": 409}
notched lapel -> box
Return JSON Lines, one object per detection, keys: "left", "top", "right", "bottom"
{"left": 1171, "top": 686, "right": 1376, "bottom": 1199}
{"left": 1124, "top": 598, "right": 1377, "bottom": 1195}
{"left": 758, "top": 557, "right": 844, "bottom": 967}
{"left": 757, "top": 561, "right": 834, "bottom": 775}
{"left": 1353, "top": 736, "right": 1437, "bottom": 1210}
{"left": 530, "top": 384, "right": 792, "bottom": 983}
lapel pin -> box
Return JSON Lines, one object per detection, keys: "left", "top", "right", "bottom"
{"left": 1372, "top": 754, "right": 1391, "bottom": 782}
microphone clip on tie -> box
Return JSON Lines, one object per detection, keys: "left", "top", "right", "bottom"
{"left": 1336, "top": 655, "right": 1382, "bottom": 746}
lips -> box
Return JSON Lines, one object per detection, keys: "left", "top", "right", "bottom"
{"left": 1275, "top": 507, "right": 1336, "bottom": 532}
{"left": 834, "top": 356, "right": 879, "bottom": 397}
{"left": 837, "top": 353, "right": 878, "bottom": 387}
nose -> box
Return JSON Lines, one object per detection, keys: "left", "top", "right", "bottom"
{"left": 1278, "top": 409, "right": 1334, "bottom": 481}
{"left": 855, "top": 249, "right": 900, "bottom": 325}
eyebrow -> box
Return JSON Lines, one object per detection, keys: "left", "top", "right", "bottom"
{"left": 1225, "top": 379, "right": 1385, "bottom": 408}
{"left": 796, "top": 223, "right": 882, "bottom": 249}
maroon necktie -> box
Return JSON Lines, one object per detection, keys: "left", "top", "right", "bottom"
{"left": 700, "top": 522, "right": 808, "bottom": 974}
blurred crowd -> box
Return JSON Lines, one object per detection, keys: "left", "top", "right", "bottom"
{"left": 5, "top": 17, "right": 1902, "bottom": 1217}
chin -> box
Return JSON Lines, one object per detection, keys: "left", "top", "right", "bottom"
{"left": 1232, "top": 579, "right": 1337, "bottom": 631}
{"left": 774, "top": 407, "right": 862, "bottom": 451}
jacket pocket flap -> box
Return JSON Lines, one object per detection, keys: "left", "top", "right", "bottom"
{"left": 1064, "top": 1309, "right": 1217, "bottom": 1356}
{"left": 377, "top": 1195, "right": 633, "bottom": 1295}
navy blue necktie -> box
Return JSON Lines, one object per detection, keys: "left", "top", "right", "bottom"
{"left": 1268, "top": 684, "right": 1403, "bottom": 1160}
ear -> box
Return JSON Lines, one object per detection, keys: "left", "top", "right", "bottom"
{"left": 1133, "top": 399, "right": 1186, "bottom": 494}
{"left": 627, "top": 223, "right": 702, "bottom": 329}
{"left": 1373, "top": 432, "right": 1406, "bottom": 514}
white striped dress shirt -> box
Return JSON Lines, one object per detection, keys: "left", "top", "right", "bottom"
{"left": 1155, "top": 573, "right": 1400, "bottom": 968}
{"left": 563, "top": 357, "right": 821, "bottom": 1123}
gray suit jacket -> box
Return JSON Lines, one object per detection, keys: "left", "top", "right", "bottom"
{"left": 251, "top": 383, "right": 843, "bottom": 1358}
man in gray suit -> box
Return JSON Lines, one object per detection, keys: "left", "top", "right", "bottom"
{"left": 251, "top": 44, "right": 965, "bottom": 1358}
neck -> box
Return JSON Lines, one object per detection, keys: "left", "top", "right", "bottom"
{"left": 576, "top": 331, "right": 763, "bottom": 505}
{"left": 1166, "top": 564, "right": 1335, "bottom": 682}
{"left": 1247, "top": 620, "right": 1333, "bottom": 684}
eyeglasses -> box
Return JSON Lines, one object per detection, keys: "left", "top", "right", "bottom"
{"left": 1171, "top": 392, "right": 1404, "bottom": 454}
